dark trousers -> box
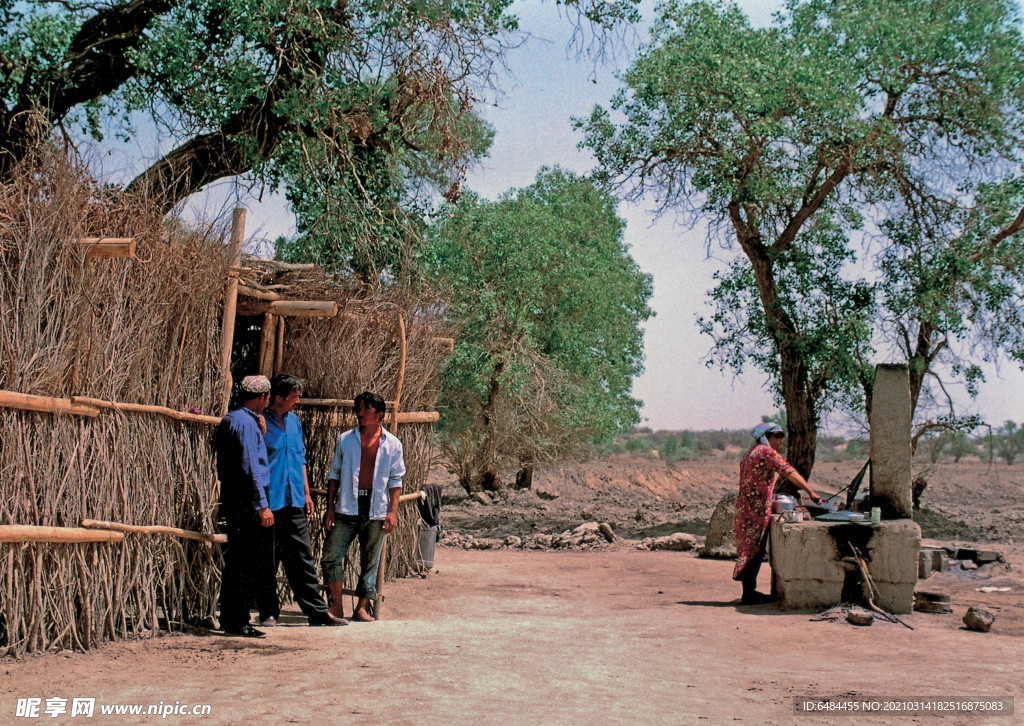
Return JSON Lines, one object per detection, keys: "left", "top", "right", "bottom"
{"left": 219, "top": 511, "right": 276, "bottom": 632}
{"left": 739, "top": 529, "right": 770, "bottom": 595}
{"left": 259, "top": 506, "right": 329, "bottom": 621}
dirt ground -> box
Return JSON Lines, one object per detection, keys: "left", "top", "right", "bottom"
{"left": 1, "top": 457, "right": 1022, "bottom": 725}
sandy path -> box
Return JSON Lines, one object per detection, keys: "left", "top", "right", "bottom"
{"left": 1, "top": 548, "right": 1019, "bottom": 725}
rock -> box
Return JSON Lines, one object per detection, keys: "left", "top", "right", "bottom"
{"left": 646, "top": 533, "right": 697, "bottom": 551}
{"left": 474, "top": 492, "right": 492, "bottom": 506}
{"left": 961, "top": 560, "right": 978, "bottom": 571}
{"left": 598, "top": 522, "right": 616, "bottom": 543}
{"left": 536, "top": 490, "right": 559, "bottom": 500}
{"left": 963, "top": 606, "right": 995, "bottom": 632}
{"left": 975, "top": 550, "right": 1002, "bottom": 565}
{"left": 503, "top": 535, "right": 522, "bottom": 548}
{"left": 846, "top": 609, "right": 874, "bottom": 626}
{"left": 531, "top": 534, "right": 553, "bottom": 549}
{"left": 700, "top": 493, "right": 737, "bottom": 557}
{"left": 468, "top": 537, "right": 501, "bottom": 550}
{"left": 700, "top": 545, "right": 737, "bottom": 560}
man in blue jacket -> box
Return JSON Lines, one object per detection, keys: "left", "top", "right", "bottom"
{"left": 322, "top": 391, "right": 405, "bottom": 622}
{"left": 215, "top": 375, "right": 275, "bottom": 638}
{"left": 260, "top": 374, "right": 346, "bottom": 627}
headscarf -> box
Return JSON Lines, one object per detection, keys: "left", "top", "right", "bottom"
{"left": 752, "top": 422, "right": 784, "bottom": 446}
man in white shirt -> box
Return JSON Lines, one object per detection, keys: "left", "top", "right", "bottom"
{"left": 322, "top": 391, "right": 405, "bottom": 622}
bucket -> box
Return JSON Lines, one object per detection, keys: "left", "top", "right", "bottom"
{"left": 417, "top": 522, "right": 440, "bottom": 570}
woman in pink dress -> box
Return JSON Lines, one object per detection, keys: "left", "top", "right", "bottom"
{"left": 733, "top": 422, "right": 822, "bottom": 604}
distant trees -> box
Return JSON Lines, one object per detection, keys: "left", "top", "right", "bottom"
{"left": 578, "top": 0, "right": 1024, "bottom": 477}
{"left": 422, "top": 168, "right": 652, "bottom": 492}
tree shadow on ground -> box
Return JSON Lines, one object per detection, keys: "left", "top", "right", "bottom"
{"left": 635, "top": 519, "right": 708, "bottom": 538}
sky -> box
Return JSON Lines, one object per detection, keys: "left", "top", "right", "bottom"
{"left": 164, "top": 0, "right": 1024, "bottom": 433}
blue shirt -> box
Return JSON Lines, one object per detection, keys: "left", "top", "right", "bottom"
{"left": 327, "top": 426, "right": 405, "bottom": 520}
{"left": 215, "top": 407, "right": 270, "bottom": 515}
{"left": 263, "top": 409, "right": 307, "bottom": 511}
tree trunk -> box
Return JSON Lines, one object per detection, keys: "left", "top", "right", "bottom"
{"left": 743, "top": 240, "right": 818, "bottom": 478}
{"left": 471, "top": 360, "right": 504, "bottom": 493}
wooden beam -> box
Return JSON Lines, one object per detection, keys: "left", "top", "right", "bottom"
{"left": 0, "top": 525, "right": 124, "bottom": 543}
{"left": 81, "top": 519, "right": 226, "bottom": 544}
{"left": 258, "top": 313, "right": 277, "bottom": 377}
{"left": 72, "top": 237, "right": 137, "bottom": 258}
{"left": 218, "top": 208, "right": 247, "bottom": 415}
{"left": 0, "top": 390, "right": 100, "bottom": 417}
{"left": 274, "top": 316, "right": 285, "bottom": 373}
{"left": 237, "top": 300, "right": 338, "bottom": 317}
{"left": 236, "top": 284, "right": 281, "bottom": 301}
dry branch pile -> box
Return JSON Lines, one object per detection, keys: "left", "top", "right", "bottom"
{"left": 0, "top": 149, "right": 450, "bottom": 655}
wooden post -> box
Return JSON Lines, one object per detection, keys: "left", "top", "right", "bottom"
{"left": 258, "top": 313, "right": 277, "bottom": 377}
{"left": 217, "top": 209, "right": 247, "bottom": 416}
{"left": 274, "top": 317, "right": 285, "bottom": 374}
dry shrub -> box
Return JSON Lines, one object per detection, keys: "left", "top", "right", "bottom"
{"left": 0, "top": 148, "right": 224, "bottom": 654}
{"left": 0, "top": 147, "right": 450, "bottom": 653}
{"left": 242, "top": 263, "right": 452, "bottom": 591}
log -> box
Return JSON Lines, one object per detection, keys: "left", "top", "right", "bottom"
{"left": 80, "top": 519, "right": 226, "bottom": 544}
{"left": 69, "top": 396, "right": 222, "bottom": 426}
{"left": 218, "top": 208, "right": 247, "bottom": 415}
{"left": 258, "top": 260, "right": 317, "bottom": 271}
{"left": 0, "top": 525, "right": 124, "bottom": 543}
{"left": 387, "top": 313, "right": 407, "bottom": 426}
{"left": 72, "top": 237, "right": 137, "bottom": 258}
{"left": 238, "top": 300, "right": 339, "bottom": 317}
{"left": 0, "top": 390, "right": 100, "bottom": 418}
{"left": 236, "top": 284, "right": 281, "bottom": 301}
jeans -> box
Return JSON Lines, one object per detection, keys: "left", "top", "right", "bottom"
{"left": 321, "top": 496, "right": 385, "bottom": 600}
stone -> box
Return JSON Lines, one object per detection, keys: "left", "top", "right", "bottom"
{"left": 961, "top": 560, "right": 978, "bottom": 571}
{"left": 474, "top": 492, "right": 492, "bottom": 506}
{"left": 700, "top": 493, "right": 737, "bottom": 556}
{"left": 846, "top": 609, "right": 874, "bottom": 626}
{"left": 975, "top": 550, "right": 1002, "bottom": 565}
{"left": 503, "top": 536, "right": 522, "bottom": 548}
{"left": 646, "top": 533, "right": 697, "bottom": 551}
{"left": 598, "top": 522, "right": 616, "bottom": 543}
{"left": 963, "top": 606, "right": 995, "bottom": 632}
{"left": 531, "top": 534, "right": 553, "bottom": 549}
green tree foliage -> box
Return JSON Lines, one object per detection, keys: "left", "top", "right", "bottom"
{"left": 421, "top": 167, "right": 653, "bottom": 492}
{"left": 0, "top": 0, "right": 638, "bottom": 224}
{"left": 996, "top": 420, "right": 1024, "bottom": 465}
{"left": 577, "top": 0, "right": 1024, "bottom": 476}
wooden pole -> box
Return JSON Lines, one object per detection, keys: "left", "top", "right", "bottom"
{"left": 386, "top": 313, "right": 407, "bottom": 428}
{"left": 258, "top": 313, "right": 277, "bottom": 377}
{"left": 274, "top": 316, "right": 285, "bottom": 374}
{"left": 217, "top": 208, "right": 247, "bottom": 416}
{"left": 236, "top": 285, "right": 281, "bottom": 301}
{"left": 237, "top": 300, "right": 338, "bottom": 317}
{"left": 0, "top": 525, "right": 124, "bottom": 543}
{"left": 80, "top": 519, "right": 226, "bottom": 544}
{"left": 71, "top": 237, "right": 137, "bottom": 258}
{"left": 0, "top": 390, "right": 100, "bottom": 417}
{"left": 69, "top": 396, "right": 221, "bottom": 426}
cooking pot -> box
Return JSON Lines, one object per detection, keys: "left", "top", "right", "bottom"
{"left": 772, "top": 495, "right": 797, "bottom": 513}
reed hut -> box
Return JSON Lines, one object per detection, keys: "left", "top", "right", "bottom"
{"left": 0, "top": 150, "right": 449, "bottom": 655}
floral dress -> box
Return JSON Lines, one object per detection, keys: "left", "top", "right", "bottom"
{"left": 732, "top": 444, "right": 794, "bottom": 581}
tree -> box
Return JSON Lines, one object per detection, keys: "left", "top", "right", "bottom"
{"left": 0, "top": 0, "right": 638, "bottom": 220}
{"left": 421, "top": 167, "right": 653, "bottom": 492}
{"left": 578, "top": 0, "right": 1024, "bottom": 476}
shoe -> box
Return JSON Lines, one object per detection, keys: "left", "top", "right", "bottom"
{"left": 223, "top": 625, "right": 266, "bottom": 638}
{"left": 260, "top": 616, "right": 278, "bottom": 628}
{"left": 740, "top": 591, "right": 775, "bottom": 605}
{"left": 309, "top": 612, "right": 348, "bottom": 627}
